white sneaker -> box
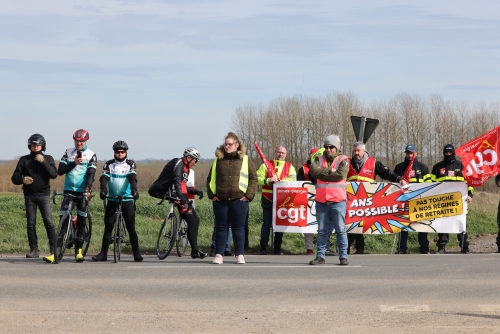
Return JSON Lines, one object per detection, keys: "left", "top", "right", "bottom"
{"left": 212, "top": 254, "right": 223, "bottom": 264}
{"left": 236, "top": 255, "right": 245, "bottom": 264}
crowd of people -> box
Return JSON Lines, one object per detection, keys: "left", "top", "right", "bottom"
{"left": 11, "top": 129, "right": 495, "bottom": 265}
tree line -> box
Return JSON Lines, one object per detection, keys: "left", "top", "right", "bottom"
{"left": 231, "top": 92, "right": 500, "bottom": 192}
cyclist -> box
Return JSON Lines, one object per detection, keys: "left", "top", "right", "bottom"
{"left": 92, "top": 140, "right": 142, "bottom": 262}
{"left": 11, "top": 134, "right": 57, "bottom": 261}
{"left": 148, "top": 147, "right": 207, "bottom": 259}
{"left": 56, "top": 129, "right": 97, "bottom": 262}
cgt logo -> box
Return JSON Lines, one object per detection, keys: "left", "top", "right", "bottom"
{"left": 465, "top": 142, "right": 497, "bottom": 177}
{"left": 275, "top": 187, "right": 308, "bottom": 226}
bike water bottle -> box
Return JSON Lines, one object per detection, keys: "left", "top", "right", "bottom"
{"left": 72, "top": 216, "right": 78, "bottom": 229}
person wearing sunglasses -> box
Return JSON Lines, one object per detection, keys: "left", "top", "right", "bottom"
{"left": 92, "top": 140, "right": 142, "bottom": 262}
{"left": 148, "top": 147, "right": 207, "bottom": 259}
{"left": 257, "top": 145, "right": 297, "bottom": 255}
{"left": 55, "top": 129, "right": 97, "bottom": 263}
{"left": 346, "top": 141, "right": 407, "bottom": 255}
{"left": 308, "top": 135, "right": 350, "bottom": 265}
{"left": 207, "top": 132, "right": 258, "bottom": 264}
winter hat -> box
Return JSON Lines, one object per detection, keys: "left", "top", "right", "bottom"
{"left": 324, "top": 135, "right": 341, "bottom": 150}
{"left": 443, "top": 144, "right": 455, "bottom": 155}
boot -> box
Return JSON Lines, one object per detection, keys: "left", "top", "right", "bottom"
{"left": 259, "top": 246, "right": 267, "bottom": 255}
{"left": 75, "top": 248, "right": 85, "bottom": 262}
{"left": 209, "top": 247, "right": 216, "bottom": 257}
{"left": 191, "top": 249, "right": 207, "bottom": 259}
{"left": 26, "top": 248, "right": 39, "bottom": 258}
{"left": 133, "top": 249, "right": 143, "bottom": 262}
{"left": 43, "top": 254, "right": 55, "bottom": 264}
{"left": 437, "top": 246, "right": 446, "bottom": 254}
{"left": 91, "top": 252, "right": 107, "bottom": 262}
{"left": 497, "top": 244, "right": 500, "bottom": 253}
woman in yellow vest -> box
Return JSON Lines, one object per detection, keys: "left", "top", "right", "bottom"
{"left": 207, "top": 132, "right": 257, "bottom": 264}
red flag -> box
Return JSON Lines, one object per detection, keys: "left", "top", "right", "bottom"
{"left": 402, "top": 152, "right": 415, "bottom": 183}
{"left": 254, "top": 141, "right": 276, "bottom": 178}
{"left": 456, "top": 125, "right": 500, "bottom": 187}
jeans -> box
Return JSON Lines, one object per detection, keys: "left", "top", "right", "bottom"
{"left": 213, "top": 199, "right": 248, "bottom": 256}
{"left": 260, "top": 207, "right": 283, "bottom": 251}
{"left": 24, "top": 194, "right": 56, "bottom": 251}
{"left": 315, "top": 201, "right": 348, "bottom": 259}
{"left": 398, "top": 231, "right": 429, "bottom": 252}
{"left": 211, "top": 225, "right": 232, "bottom": 252}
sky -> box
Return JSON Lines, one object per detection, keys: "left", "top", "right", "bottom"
{"left": 1, "top": 0, "right": 499, "bottom": 161}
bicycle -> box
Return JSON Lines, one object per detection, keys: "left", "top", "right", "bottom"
{"left": 103, "top": 195, "right": 134, "bottom": 263}
{"left": 52, "top": 191, "right": 92, "bottom": 264}
{"left": 156, "top": 195, "right": 191, "bottom": 259}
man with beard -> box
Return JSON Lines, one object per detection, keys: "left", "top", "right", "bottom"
{"left": 393, "top": 145, "right": 432, "bottom": 254}
{"left": 431, "top": 144, "right": 473, "bottom": 254}
{"left": 347, "top": 141, "right": 407, "bottom": 254}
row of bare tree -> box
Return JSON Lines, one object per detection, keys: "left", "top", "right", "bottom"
{"left": 231, "top": 92, "right": 500, "bottom": 192}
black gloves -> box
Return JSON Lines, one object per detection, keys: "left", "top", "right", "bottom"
{"left": 132, "top": 191, "right": 140, "bottom": 200}
{"left": 194, "top": 189, "right": 204, "bottom": 199}
{"left": 179, "top": 194, "right": 188, "bottom": 205}
{"left": 100, "top": 191, "right": 107, "bottom": 200}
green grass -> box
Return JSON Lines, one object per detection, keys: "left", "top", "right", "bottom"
{"left": 1, "top": 191, "right": 498, "bottom": 255}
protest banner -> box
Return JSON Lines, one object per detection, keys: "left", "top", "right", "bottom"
{"left": 273, "top": 181, "right": 468, "bottom": 234}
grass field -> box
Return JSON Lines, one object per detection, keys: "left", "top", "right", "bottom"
{"left": 0, "top": 190, "right": 498, "bottom": 256}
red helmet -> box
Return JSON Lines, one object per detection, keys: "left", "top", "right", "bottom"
{"left": 73, "top": 129, "right": 90, "bottom": 141}
{"left": 308, "top": 148, "right": 319, "bottom": 156}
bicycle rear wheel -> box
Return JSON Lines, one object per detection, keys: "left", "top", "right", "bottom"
{"left": 113, "top": 213, "right": 123, "bottom": 263}
{"left": 176, "top": 218, "right": 189, "bottom": 257}
{"left": 82, "top": 213, "right": 92, "bottom": 257}
{"left": 156, "top": 214, "right": 177, "bottom": 260}
{"left": 54, "top": 214, "right": 71, "bottom": 264}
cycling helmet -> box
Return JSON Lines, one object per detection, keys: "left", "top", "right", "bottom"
{"left": 183, "top": 147, "right": 201, "bottom": 160}
{"left": 73, "top": 129, "right": 90, "bottom": 141}
{"left": 112, "top": 140, "right": 129, "bottom": 151}
{"left": 27, "top": 133, "right": 46, "bottom": 151}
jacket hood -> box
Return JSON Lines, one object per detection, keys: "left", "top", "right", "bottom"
{"left": 215, "top": 143, "right": 247, "bottom": 159}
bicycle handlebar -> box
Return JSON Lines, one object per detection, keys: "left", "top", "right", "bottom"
{"left": 52, "top": 190, "right": 85, "bottom": 205}
{"left": 102, "top": 195, "right": 136, "bottom": 210}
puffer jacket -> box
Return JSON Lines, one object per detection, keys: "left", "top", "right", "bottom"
{"left": 206, "top": 143, "right": 257, "bottom": 201}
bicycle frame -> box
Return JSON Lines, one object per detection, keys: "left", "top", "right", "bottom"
{"left": 103, "top": 195, "right": 134, "bottom": 263}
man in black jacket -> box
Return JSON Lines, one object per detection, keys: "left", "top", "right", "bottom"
{"left": 431, "top": 144, "right": 473, "bottom": 254}
{"left": 393, "top": 145, "right": 432, "bottom": 254}
{"left": 11, "top": 134, "right": 57, "bottom": 260}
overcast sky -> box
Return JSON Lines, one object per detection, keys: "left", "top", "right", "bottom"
{"left": 1, "top": 0, "right": 499, "bottom": 161}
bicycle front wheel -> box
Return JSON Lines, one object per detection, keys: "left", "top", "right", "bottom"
{"left": 54, "top": 214, "right": 71, "bottom": 264}
{"left": 156, "top": 214, "right": 177, "bottom": 260}
{"left": 113, "top": 213, "right": 123, "bottom": 263}
{"left": 82, "top": 213, "right": 92, "bottom": 257}
{"left": 176, "top": 218, "right": 190, "bottom": 257}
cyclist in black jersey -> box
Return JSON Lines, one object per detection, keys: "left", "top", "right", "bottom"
{"left": 149, "top": 147, "right": 207, "bottom": 259}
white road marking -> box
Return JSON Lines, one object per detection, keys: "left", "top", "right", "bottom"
{"left": 128, "top": 265, "right": 362, "bottom": 269}
{"left": 380, "top": 305, "right": 430, "bottom": 312}
{"left": 478, "top": 305, "right": 500, "bottom": 312}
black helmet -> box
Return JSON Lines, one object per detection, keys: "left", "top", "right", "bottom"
{"left": 183, "top": 147, "right": 201, "bottom": 160}
{"left": 113, "top": 140, "right": 129, "bottom": 151}
{"left": 27, "top": 133, "right": 46, "bottom": 151}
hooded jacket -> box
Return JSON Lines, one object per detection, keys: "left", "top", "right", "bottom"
{"left": 206, "top": 143, "right": 257, "bottom": 201}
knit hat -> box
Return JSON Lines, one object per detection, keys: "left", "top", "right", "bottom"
{"left": 324, "top": 135, "right": 341, "bottom": 150}
{"left": 443, "top": 144, "right": 455, "bottom": 154}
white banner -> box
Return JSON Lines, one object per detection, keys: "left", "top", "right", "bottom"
{"left": 272, "top": 181, "right": 468, "bottom": 234}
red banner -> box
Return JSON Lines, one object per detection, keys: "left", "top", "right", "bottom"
{"left": 456, "top": 125, "right": 500, "bottom": 187}
{"left": 275, "top": 187, "right": 308, "bottom": 226}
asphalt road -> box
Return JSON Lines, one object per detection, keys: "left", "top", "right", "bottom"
{"left": 1, "top": 253, "right": 500, "bottom": 333}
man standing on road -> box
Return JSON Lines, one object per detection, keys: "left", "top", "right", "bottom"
{"left": 347, "top": 141, "right": 407, "bottom": 254}
{"left": 393, "top": 144, "right": 432, "bottom": 254}
{"left": 57, "top": 129, "right": 97, "bottom": 262}
{"left": 431, "top": 144, "right": 473, "bottom": 254}
{"left": 308, "top": 135, "right": 349, "bottom": 265}
{"left": 11, "top": 134, "right": 58, "bottom": 260}
{"left": 258, "top": 145, "right": 296, "bottom": 255}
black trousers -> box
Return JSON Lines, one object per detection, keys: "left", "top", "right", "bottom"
{"left": 437, "top": 232, "right": 468, "bottom": 248}
{"left": 347, "top": 234, "right": 365, "bottom": 251}
{"left": 102, "top": 201, "right": 140, "bottom": 256}
{"left": 24, "top": 194, "right": 56, "bottom": 251}
{"left": 179, "top": 203, "right": 201, "bottom": 252}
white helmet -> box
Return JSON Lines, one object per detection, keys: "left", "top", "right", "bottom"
{"left": 183, "top": 147, "right": 201, "bottom": 160}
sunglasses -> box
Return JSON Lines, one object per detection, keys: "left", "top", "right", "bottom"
{"left": 115, "top": 150, "right": 126, "bottom": 154}
{"left": 324, "top": 145, "right": 335, "bottom": 150}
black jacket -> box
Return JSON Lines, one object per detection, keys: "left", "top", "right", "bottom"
{"left": 148, "top": 158, "right": 196, "bottom": 199}
{"left": 431, "top": 159, "right": 473, "bottom": 197}
{"left": 393, "top": 158, "right": 431, "bottom": 182}
{"left": 11, "top": 152, "right": 57, "bottom": 195}
{"left": 350, "top": 157, "right": 401, "bottom": 182}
